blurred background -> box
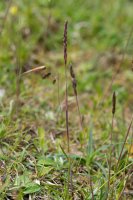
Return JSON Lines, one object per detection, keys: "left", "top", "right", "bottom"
{"left": 0, "top": 0, "right": 133, "bottom": 129}
{"left": 0, "top": 0, "right": 133, "bottom": 117}
{"left": 0, "top": 0, "right": 133, "bottom": 125}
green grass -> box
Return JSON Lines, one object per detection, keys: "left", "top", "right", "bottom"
{"left": 0, "top": 0, "right": 133, "bottom": 199}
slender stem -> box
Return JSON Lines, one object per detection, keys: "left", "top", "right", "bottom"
{"left": 118, "top": 129, "right": 133, "bottom": 199}
{"left": 69, "top": 64, "right": 83, "bottom": 130}
{"left": 118, "top": 167, "right": 132, "bottom": 200}
{"left": 75, "top": 93, "right": 83, "bottom": 130}
{"left": 57, "top": 73, "right": 61, "bottom": 110}
{"left": 63, "top": 21, "right": 69, "bottom": 153}
{"left": 116, "top": 116, "right": 133, "bottom": 169}
{"left": 64, "top": 63, "right": 69, "bottom": 152}
{"left": 56, "top": 73, "right": 61, "bottom": 122}
{"left": 107, "top": 113, "right": 114, "bottom": 198}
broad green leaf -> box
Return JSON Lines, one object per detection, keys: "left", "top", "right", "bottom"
{"left": 23, "top": 182, "right": 41, "bottom": 194}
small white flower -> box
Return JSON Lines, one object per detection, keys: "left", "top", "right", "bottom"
{"left": 34, "top": 179, "right": 40, "bottom": 185}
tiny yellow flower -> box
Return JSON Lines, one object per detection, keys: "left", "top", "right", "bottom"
{"left": 9, "top": 5, "right": 18, "bottom": 15}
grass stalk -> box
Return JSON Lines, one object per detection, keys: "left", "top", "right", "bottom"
{"left": 69, "top": 63, "right": 83, "bottom": 130}
{"left": 56, "top": 72, "right": 62, "bottom": 121}
{"left": 63, "top": 21, "right": 69, "bottom": 153}
{"left": 63, "top": 21, "right": 74, "bottom": 200}
{"left": 118, "top": 127, "right": 133, "bottom": 199}
{"left": 107, "top": 91, "right": 116, "bottom": 198}
{"left": 116, "top": 115, "right": 133, "bottom": 170}
{"left": 111, "top": 115, "right": 133, "bottom": 199}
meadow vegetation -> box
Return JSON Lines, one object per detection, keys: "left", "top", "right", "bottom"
{"left": 0, "top": 0, "right": 133, "bottom": 199}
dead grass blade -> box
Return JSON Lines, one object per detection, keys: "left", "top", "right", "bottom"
{"left": 22, "top": 66, "right": 46, "bottom": 75}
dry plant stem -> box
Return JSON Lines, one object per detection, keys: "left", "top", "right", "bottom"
{"left": 0, "top": 0, "right": 12, "bottom": 36}
{"left": 107, "top": 114, "right": 114, "bottom": 197}
{"left": 56, "top": 73, "right": 61, "bottom": 121}
{"left": 76, "top": 94, "right": 83, "bottom": 129}
{"left": 107, "top": 92, "right": 116, "bottom": 197}
{"left": 65, "top": 48, "right": 69, "bottom": 153}
{"left": 69, "top": 66, "right": 94, "bottom": 199}
{"left": 70, "top": 64, "right": 83, "bottom": 129}
{"left": 116, "top": 116, "right": 133, "bottom": 169}
{"left": 63, "top": 21, "right": 69, "bottom": 153}
{"left": 22, "top": 66, "right": 46, "bottom": 75}
{"left": 57, "top": 73, "right": 61, "bottom": 109}
{"left": 63, "top": 21, "right": 73, "bottom": 199}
